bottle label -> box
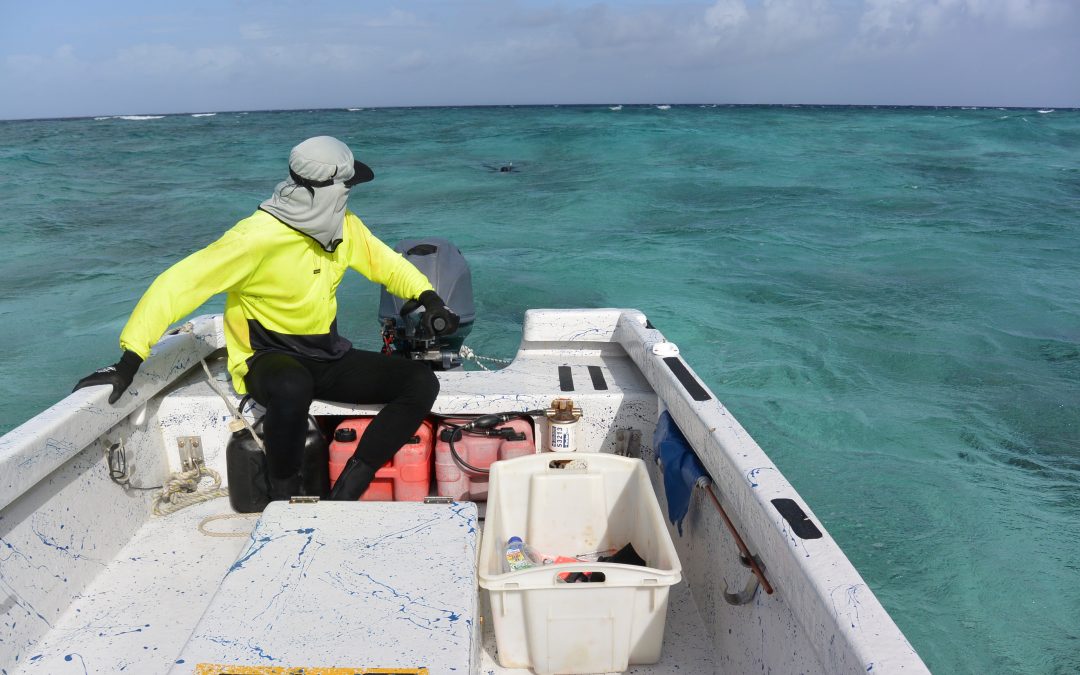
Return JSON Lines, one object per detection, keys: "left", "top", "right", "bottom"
{"left": 506, "top": 547, "right": 534, "bottom": 572}
{"left": 550, "top": 424, "right": 576, "bottom": 452}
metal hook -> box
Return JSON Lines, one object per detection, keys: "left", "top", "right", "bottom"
{"left": 723, "top": 554, "right": 765, "bottom": 605}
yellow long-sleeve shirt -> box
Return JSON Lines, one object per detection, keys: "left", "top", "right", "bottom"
{"left": 119, "top": 209, "right": 434, "bottom": 393}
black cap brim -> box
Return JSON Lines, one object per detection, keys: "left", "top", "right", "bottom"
{"left": 344, "top": 160, "right": 374, "bottom": 187}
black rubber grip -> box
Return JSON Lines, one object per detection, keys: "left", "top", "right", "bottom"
{"left": 588, "top": 365, "right": 608, "bottom": 390}
{"left": 558, "top": 366, "right": 574, "bottom": 391}
{"left": 662, "top": 357, "right": 711, "bottom": 401}
{"left": 771, "top": 498, "right": 823, "bottom": 539}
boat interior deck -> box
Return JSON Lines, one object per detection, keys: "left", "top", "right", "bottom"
{"left": 12, "top": 493, "right": 716, "bottom": 674}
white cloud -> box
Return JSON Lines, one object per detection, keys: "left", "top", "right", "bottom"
{"left": 5, "top": 44, "right": 81, "bottom": 76}
{"left": 574, "top": 5, "right": 672, "bottom": 50}
{"left": 978, "top": 0, "right": 1071, "bottom": 29}
{"left": 496, "top": 5, "right": 565, "bottom": 29}
{"left": 859, "top": 0, "right": 918, "bottom": 43}
{"left": 705, "top": 0, "right": 750, "bottom": 32}
{"left": 106, "top": 44, "right": 245, "bottom": 79}
{"left": 390, "top": 49, "right": 431, "bottom": 72}
{"left": 459, "top": 33, "right": 575, "bottom": 70}
{"left": 362, "top": 9, "right": 423, "bottom": 29}
{"left": 761, "top": 0, "right": 837, "bottom": 46}
{"left": 858, "top": 0, "right": 1073, "bottom": 46}
{"left": 240, "top": 23, "right": 274, "bottom": 41}
{"left": 693, "top": 0, "right": 841, "bottom": 63}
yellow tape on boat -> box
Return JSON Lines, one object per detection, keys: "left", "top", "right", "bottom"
{"left": 193, "top": 666, "right": 428, "bottom": 675}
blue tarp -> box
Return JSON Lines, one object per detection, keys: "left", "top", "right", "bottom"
{"left": 654, "top": 411, "right": 711, "bottom": 535}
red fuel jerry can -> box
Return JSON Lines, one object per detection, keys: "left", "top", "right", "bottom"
{"left": 329, "top": 418, "right": 434, "bottom": 501}
{"left": 435, "top": 418, "right": 535, "bottom": 500}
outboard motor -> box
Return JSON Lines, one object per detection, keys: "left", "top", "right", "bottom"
{"left": 378, "top": 237, "right": 475, "bottom": 370}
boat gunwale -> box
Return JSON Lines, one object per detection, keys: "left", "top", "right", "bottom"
{"left": 0, "top": 316, "right": 224, "bottom": 513}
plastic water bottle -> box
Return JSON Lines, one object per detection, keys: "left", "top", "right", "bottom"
{"left": 504, "top": 536, "right": 540, "bottom": 572}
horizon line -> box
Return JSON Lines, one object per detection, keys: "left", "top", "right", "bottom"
{"left": 3, "top": 102, "right": 1077, "bottom": 123}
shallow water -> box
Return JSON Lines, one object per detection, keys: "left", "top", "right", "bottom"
{"left": 1, "top": 105, "right": 1078, "bottom": 673}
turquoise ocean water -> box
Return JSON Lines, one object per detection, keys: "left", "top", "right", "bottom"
{"left": 1, "top": 106, "right": 1078, "bottom": 672}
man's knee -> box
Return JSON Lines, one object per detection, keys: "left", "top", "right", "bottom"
{"left": 260, "top": 369, "right": 314, "bottom": 412}
{"left": 405, "top": 364, "right": 439, "bottom": 408}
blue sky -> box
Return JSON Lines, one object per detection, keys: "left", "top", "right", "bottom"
{"left": 1, "top": 0, "right": 1077, "bottom": 119}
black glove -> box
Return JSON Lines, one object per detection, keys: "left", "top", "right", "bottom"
{"left": 417, "top": 290, "right": 460, "bottom": 337}
{"left": 72, "top": 351, "right": 143, "bottom": 404}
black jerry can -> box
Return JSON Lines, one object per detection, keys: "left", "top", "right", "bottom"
{"left": 226, "top": 421, "right": 270, "bottom": 513}
{"left": 226, "top": 416, "right": 329, "bottom": 512}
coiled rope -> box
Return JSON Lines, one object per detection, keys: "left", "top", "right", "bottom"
{"left": 151, "top": 464, "right": 229, "bottom": 516}
{"left": 198, "top": 513, "right": 259, "bottom": 538}
{"left": 151, "top": 465, "right": 254, "bottom": 538}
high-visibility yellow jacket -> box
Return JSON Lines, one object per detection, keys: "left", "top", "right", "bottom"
{"left": 119, "top": 209, "right": 434, "bottom": 393}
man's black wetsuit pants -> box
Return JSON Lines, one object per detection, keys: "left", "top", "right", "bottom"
{"left": 244, "top": 349, "right": 439, "bottom": 498}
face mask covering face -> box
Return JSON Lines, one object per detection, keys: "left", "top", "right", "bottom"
{"left": 260, "top": 179, "right": 351, "bottom": 252}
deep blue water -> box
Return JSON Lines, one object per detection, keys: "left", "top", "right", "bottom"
{"left": 1, "top": 105, "right": 1078, "bottom": 673}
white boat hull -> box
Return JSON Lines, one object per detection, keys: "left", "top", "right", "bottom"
{"left": 0, "top": 309, "right": 929, "bottom": 674}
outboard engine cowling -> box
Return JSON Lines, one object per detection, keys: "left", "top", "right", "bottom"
{"left": 378, "top": 237, "right": 475, "bottom": 369}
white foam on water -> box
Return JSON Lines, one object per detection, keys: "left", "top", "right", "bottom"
{"left": 191, "top": 113, "right": 216, "bottom": 117}
{"left": 117, "top": 115, "right": 164, "bottom": 120}
{"left": 609, "top": 105, "right": 622, "bottom": 111}
{"left": 347, "top": 108, "right": 365, "bottom": 111}
{"left": 94, "top": 116, "right": 113, "bottom": 121}
{"left": 1038, "top": 109, "right": 1054, "bottom": 114}
{"left": 656, "top": 104, "right": 671, "bottom": 110}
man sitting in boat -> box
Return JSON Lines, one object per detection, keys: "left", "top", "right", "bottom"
{"left": 73, "top": 135, "right": 458, "bottom": 502}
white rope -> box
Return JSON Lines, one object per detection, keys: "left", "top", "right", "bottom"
{"left": 459, "top": 345, "right": 512, "bottom": 371}
{"left": 198, "top": 513, "right": 259, "bottom": 538}
{"left": 200, "top": 359, "right": 265, "bottom": 452}
{"left": 151, "top": 464, "right": 229, "bottom": 516}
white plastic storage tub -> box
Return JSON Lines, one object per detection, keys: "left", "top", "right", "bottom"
{"left": 478, "top": 454, "right": 682, "bottom": 675}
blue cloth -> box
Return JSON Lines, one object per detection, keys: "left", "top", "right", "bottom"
{"left": 654, "top": 411, "right": 711, "bottom": 535}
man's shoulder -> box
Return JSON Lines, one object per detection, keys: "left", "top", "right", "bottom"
{"left": 232, "top": 208, "right": 278, "bottom": 233}
{"left": 341, "top": 211, "right": 376, "bottom": 253}
{"left": 224, "top": 209, "right": 294, "bottom": 246}
{"left": 343, "top": 210, "right": 369, "bottom": 233}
